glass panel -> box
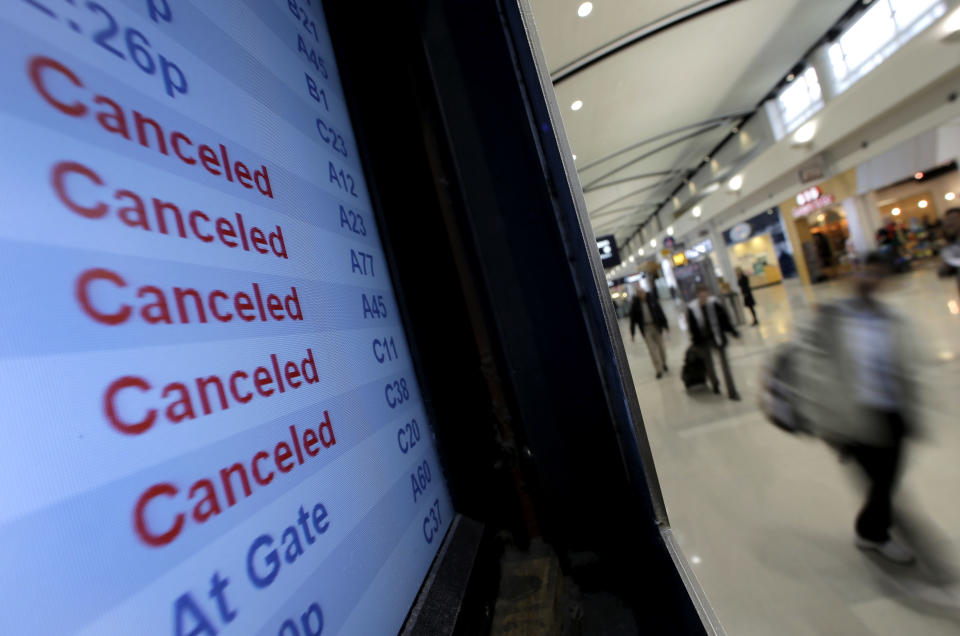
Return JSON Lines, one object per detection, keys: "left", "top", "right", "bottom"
{"left": 804, "top": 67, "right": 822, "bottom": 102}
{"left": 777, "top": 67, "right": 823, "bottom": 132}
{"left": 890, "top": 0, "right": 939, "bottom": 29}
{"left": 779, "top": 79, "right": 812, "bottom": 125}
{"left": 838, "top": 0, "right": 897, "bottom": 73}
{"left": 828, "top": 42, "right": 848, "bottom": 80}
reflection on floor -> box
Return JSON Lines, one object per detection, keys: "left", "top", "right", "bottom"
{"left": 619, "top": 267, "right": 960, "bottom": 636}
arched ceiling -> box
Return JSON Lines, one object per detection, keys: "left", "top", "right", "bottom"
{"left": 529, "top": 0, "right": 853, "bottom": 246}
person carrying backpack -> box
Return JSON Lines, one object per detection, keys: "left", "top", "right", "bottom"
{"left": 767, "top": 252, "right": 920, "bottom": 564}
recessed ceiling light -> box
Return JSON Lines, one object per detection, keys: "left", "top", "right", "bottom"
{"left": 650, "top": 239, "right": 657, "bottom": 248}
{"left": 666, "top": 226, "right": 674, "bottom": 236}
{"left": 639, "top": 248, "right": 644, "bottom": 256}
{"left": 793, "top": 121, "right": 816, "bottom": 144}
{"left": 915, "top": 171, "right": 924, "bottom": 180}
{"left": 918, "top": 199, "right": 929, "bottom": 208}
{"left": 946, "top": 192, "right": 956, "bottom": 201}
{"left": 728, "top": 174, "right": 743, "bottom": 191}
{"left": 786, "top": 73, "right": 796, "bottom": 82}
{"left": 892, "top": 207, "right": 901, "bottom": 216}
{"left": 577, "top": 2, "right": 593, "bottom": 17}
{"left": 570, "top": 100, "right": 583, "bottom": 111}
{"left": 572, "top": 154, "right": 577, "bottom": 160}
{"left": 692, "top": 206, "right": 702, "bottom": 217}
{"left": 629, "top": 255, "right": 635, "bottom": 262}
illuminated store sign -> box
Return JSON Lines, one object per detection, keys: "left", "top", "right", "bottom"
{"left": 793, "top": 185, "right": 835, "bottom": 218}
{"left": 0, "top": 1, "right": 451, "bottom": 633}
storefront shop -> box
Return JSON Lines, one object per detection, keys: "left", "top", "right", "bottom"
{"left": 722, "top": 208, "right": 797, "bottom": 289}
{"left": 778, "top": 170, "right": 859, "bottom": 284}
{"left": 870, "top": 162, "right": 960, "bottom": 262}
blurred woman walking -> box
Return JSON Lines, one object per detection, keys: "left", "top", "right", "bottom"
{"left": 736, "top": 267, "right": 759, "bottom": 326}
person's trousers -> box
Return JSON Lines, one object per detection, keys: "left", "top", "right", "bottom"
{"left": 643, "top": 325, "right": 666, "bottom": 373}
{"left": 846, "top": 411, "right": 906, "bottom": 542}
{"left": 696, "top": 343, "right": 738, "bottom": 398}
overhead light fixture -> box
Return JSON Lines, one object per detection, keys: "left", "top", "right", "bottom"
{"left": 572, "top": 154, "right": 577, "bottom": 160}
{"left": 639, "top": 248, "right": 645, "bottom": 256}
{"left": 891, "top": 207, "right": 901, "bottom": 216}
{"left": 650, "top": 239, "right": 657, "bottom": 248}
{"left": 692, "top": 205, "right": 702, "bottom": 218}
{"left": 786, "top": 73, "right": 796, "bottom": 82}
{"left": 728, "top": 174, "right": 743, "bottom": 191}
{"left": 793, "top": 121, "right": 816, "bottom": 144}
{"left": 918, "top": 199, "right": 929, "bottom": 209}
{"left": 570, "top": 100, "right": 583, "bottom": 111}
{"left": 817, "top": 213, "right": 826, "bottom": 222}
{"left": 946, "top": 192, "right": 956, "bottom": 201}
{"left": 915, "top": 171, "right": 924, "bottom": 180}
{"left": 577, "top": 2, "right": 593, "bottom": 17}
{"left": 629, "top": 255, "right": 635, "bottom": 262}
{"left": 666, "top": 226, "right": 674, "bottom": 236}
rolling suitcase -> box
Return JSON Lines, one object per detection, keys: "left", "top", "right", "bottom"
{"left": 682, "top": 346, "right": 707, "bottom": 389}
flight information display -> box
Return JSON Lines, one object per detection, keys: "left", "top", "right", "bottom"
{"left": 0, "top": 1, "right": 453, "bottom": 633}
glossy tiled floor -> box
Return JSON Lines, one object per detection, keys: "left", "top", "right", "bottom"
{"left": 619, "top": 266, "right": 960, "bottom": 635}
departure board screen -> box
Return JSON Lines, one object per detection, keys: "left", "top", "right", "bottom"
{"left": 0, "top": 1, "right": 453, "bottom": 633}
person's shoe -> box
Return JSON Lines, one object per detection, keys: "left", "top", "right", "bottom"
{"left": 663, "top": 364, "right": 669, "bottom": 372}
{"left": 751, "top": 321, "right": 759, "bottom": 327}
{"left": 729, "top": 393, "right": 742, "bottom": 401}
{"left": 712, "top": 385, "right": 720, "bottom": 394}
{"left": 656, "top": 372, "right": 663, "bottom": 379}
{"left": 855, "top": 536, "right": 915, "bottom": 564}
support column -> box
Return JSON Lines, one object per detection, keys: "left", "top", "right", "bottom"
{"left": 857, "top": 192, "right": 883, "bottom": 250}
{"left": 780, "top": 209, "right": 812, "bottom": 287}
{"left": 707, "top": 222, "right": 736, "bottom": 289}
{"left": 842, "top": 194, "right": 880, "bottom": 253}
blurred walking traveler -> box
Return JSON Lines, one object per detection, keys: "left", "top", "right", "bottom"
{"left": 686, "top": 286, "right": 741, "bottom": 400}
{"left": 776, "top": 253, "right": 920, "bottom": 564}
{"left": 630, "top": 287, "right": 670, "bottom": 378}
{"left": 736, "top": 267, "right": 759, "bottom": 326}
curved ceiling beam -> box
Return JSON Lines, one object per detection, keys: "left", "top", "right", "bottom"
{"left": 583, "top": 126, "right": 723, "bottom": 191}
{"left": 593, "top": 218, "right": 638, "bottom": 234}
{"left": 551, "top": 0, "right": 747, "bottom": 85}
{"left": 590, "top": 208, "right": 652, "bottom": 228}
{"left": 583, "top": 171, "right": 683, "bottom": 193}
{"left": 577, "top": 113, "right": 747, "bottom": 173}
{"left": 591, "top": 183, "right": 670, "bottom": 215}
{"left": 590, "top": 203, "right": 662, "bottom": 219}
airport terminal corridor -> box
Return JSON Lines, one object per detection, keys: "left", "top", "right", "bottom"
{"left": 621, "top": 269, "right": 960, "bottom": 636}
